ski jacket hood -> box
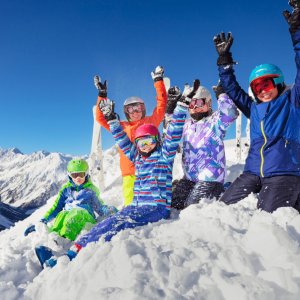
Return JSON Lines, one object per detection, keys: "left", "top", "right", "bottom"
{"left": 218, "top": 30, "right": 300, "bottom": 178}
{"left": 96, "top": 80, "right": 167, "bottom": 177}
{"left": 182, "top": 94, "right": 239, "bottom": 183}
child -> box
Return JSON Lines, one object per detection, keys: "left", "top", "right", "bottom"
{"left": 24, "top": 159, "right": 117, "bottom": 241}
{"left": 94, "top": 66, "right": 167, "bottom": 207}
{"left": 34, "top": 80, "right": 199, "bottom": 268}
{"left": 166, "top": 82, "right": 239, "bottom": 210}
{"left": 212, "top": 1, "right": 300, "bottom": 213}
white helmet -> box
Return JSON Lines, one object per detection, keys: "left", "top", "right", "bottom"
{"left": 193, "top": 86, "right": 212, "bottom": 101}
{"left": 123, "top": 97, "right": 146, "bottom": 121}
{"left": 192, "top": 86, "right": 213, "bottom": 115}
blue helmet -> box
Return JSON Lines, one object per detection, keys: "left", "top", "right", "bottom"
{"left": 249, "top": 64, "right": 284, "bottom": 87}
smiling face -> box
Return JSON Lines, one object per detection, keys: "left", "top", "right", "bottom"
{"left": 139, "top": 142, "right": 157, "bottom": 153}
{"left": 129, "top": 111, "right": 143, "bottom": 122}
{"left": 256, "top": 86, "right": 278, "bottom": 102}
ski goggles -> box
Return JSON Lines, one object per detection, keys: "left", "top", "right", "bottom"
{"left": 126, "top": 104, "right": 144, "bottom": 114}
{"left": 189, "top": 98, "right": 206, "bottom": 109}
{"left": 135, "top": 135, "right": 156, "bottom": 148}
{"left": 69, "top": 172, "right": 86, "bottom": 179}
{"left": 251, "top": 78, "right": 275, "bottom": 95}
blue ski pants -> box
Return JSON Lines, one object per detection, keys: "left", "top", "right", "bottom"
{"left": 220, "top": 172, "right": 300, "bottom": 213}
{"left": 76, "top": 204, "right": 169, "bottom": 248}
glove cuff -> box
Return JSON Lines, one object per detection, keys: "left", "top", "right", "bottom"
{"left": 178, "top": 101, "right": 189, "bottom": 108}
{"left": 165, "top": 101, "right": 178, "bottom": 114}
{"left": 217, "top": 52, "right": 234, "bottom": 66}
{"left": 98, "top": 91, "right": 107, "bottom": 98}
{"left": 153, "top": 77, "right": 163, "bottom": 83}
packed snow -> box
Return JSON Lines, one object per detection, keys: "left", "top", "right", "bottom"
{"left": 0, "top": 138, "right": 300, "bottom": 300}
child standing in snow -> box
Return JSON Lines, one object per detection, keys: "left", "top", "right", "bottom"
{"left": 25, "top": 159, "right": 117, "bottom": 241}
{"left": 165, "top": 82, "right": 239, "bottom": 210}
{"left": 94, "top": 66, "right": 167, "bottom": 207}
{"left": 213, "top": 1, "right": 300, "bottom": 213}
{"left": 34, "top": 78, "right": 199, "bottom": 268}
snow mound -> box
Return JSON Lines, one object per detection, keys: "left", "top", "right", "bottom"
{"left": 1, "top": 138, "right": 300, "bottom": 299}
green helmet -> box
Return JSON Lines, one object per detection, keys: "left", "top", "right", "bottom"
{"left": 67, "top": 159, "right": 89, "bottom": 177}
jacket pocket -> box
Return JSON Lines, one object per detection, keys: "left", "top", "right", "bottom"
{"left": 285, "top": 139, "right": 297, "bottom": 164}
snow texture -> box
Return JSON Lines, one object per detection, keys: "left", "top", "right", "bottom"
{"left": 0, "top": 138, "right": 300, "bottom": 300}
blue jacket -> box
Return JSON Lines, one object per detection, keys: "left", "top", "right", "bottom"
{"left": 44, "top": 177, "right": 105, "bottom": 221}
{"left": 109, "top": 104, "right": 188, "bottom": 210}
{"left": 218, "top": 30, "right": 300, "bottom": 178}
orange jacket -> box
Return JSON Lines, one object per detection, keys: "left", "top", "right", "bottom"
{"left": 96, "top": 80, "right": 167, "bottom": 177}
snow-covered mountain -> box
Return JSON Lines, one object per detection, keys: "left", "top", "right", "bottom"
{"left": 0, "top": 145, "right": 123, "bottom": 209}
{"left": 1, "top": 139, "right": 300, "bottom": 300}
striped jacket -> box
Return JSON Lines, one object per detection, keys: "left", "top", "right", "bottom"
{"left": 109, "top": 104, "right": 188, "bottom": 210}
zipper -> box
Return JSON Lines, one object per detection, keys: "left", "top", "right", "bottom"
{"left": 260, "top": 120, "right": 267, "bottom": 177}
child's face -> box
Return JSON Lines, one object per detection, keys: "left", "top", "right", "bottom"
{"left": 256, "top": 86, "right": 279, "bottom": 102}
{"left": 72, "top": 176, "right": 86, "bottom": 186}
{"left": 189, "top": 102, "right": 209, "bottom": 115}
{"left": 139, "top": 142, "right": 157, "bottom": 153}
{"left": 129, "top": 111, "right": 143, "bottom": 122}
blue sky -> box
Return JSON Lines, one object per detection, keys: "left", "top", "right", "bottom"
{"left": 0, "top": 0, "right": 296, "bottom": 156}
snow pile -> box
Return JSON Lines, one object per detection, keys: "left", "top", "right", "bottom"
{"left": 0, "top": 138, "right": 300, "bottom": 299}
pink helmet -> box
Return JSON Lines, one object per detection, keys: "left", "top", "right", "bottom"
{"left": 134, "top": 124, "right": 161, "bottom": 141}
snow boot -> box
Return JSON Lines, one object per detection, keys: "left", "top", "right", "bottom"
{"left": 35, "top": 246, "right": 54, "bottom": 269}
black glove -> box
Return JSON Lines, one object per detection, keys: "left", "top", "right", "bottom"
{"left": 178, "top": 79, "right": 200, "bottom": 107}
{"left": 213, "top": 32, "right": 237, "bottom": 66}
{"left": 151, "top": 66, "right": 164, "bottom": 82}
{"left": 283, "top": 0, "right": 300, "bottom": 34}
{"left": 99, "top": 99, "right": 120, "bottom": 122}
{"left": 94, "top": 76, "right": 108, "bottom": 97}
{"left": 212, "top": 81, "right": 225, "bottom": 99}
{"left": 165, "top": 86, "right": 182, "bottom": 114}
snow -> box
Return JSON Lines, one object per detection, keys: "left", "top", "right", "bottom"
{"left": 0, "top": 139, "right": 300, "bottom": 300}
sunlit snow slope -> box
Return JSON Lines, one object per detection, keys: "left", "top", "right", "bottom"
{"left": 1, "top": 139, "right": 300, "bottom": 300}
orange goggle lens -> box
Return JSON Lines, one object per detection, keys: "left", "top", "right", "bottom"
{"left": 251, "top": 78, "right": 275, "bottom": 95}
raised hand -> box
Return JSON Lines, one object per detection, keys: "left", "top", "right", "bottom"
{"left": 99, "top": 99, "right": 119, "bottom": 122}
{"left": 179, "top": 79, "right": 200, "bottom": 107}
{"left": 94, "top": 75, "right": 108, "bottom": 97}
{"left": 151, "top": 66, "right": 164, "bottom": 82}
{"left": 165, "top": 86, "right": 182, "bottom": 114}
{"left": 283, "top": 0, "right": 300, "bottom": 34}
{"left": 213, "top": 32, "right": 237, "bottom": 66}
{"left": 212, "top": 81, "right": 225, "bottom": 99}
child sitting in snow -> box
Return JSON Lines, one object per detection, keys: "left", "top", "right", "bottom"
{"left": 34, "top": 75, "right": 199, "bottom": 268}
{"left": 212, "top": 1, "right": 300, "bottom": 213}
{"left": 24, "top": 159, "right": 117, "bottom": 241}
{"left": 164, "top": 81, "right": 239, "bottom": 210}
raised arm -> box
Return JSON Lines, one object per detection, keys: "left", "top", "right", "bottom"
{"left": 149, "top": 66, "right": 167, "bottom": 126}
{"left": 94, "top": 76, "right": 111, "bottom": 131}
{"left": 162, "top": 80, "right": 199, "bottom": 164}
{"left": 109, "top": 120, "right": 138, "bottom": 163}
{"left": 284, "top": 0, "right": 300, "bottom": 107}
{"left": 213, "top": 32, "right": 253, "bottom": 118}
{"left": 212, "top": 81, "right": 240, "bottom": 132}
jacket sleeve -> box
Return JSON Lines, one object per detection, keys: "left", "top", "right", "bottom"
{"left": 290, "top": 30, "right": 300, "bottom": 108}
{"left": 96, "top": 96, "right": 111, "bottom": 131}
{"left": 149, "top": 80, "right": 167, "bottom": 127}
{"left": 218, "top": 65, "right": 252, "bottom": 119}
{"left": 216, "top": 94, "right": 240, "bottom": 132}
{"left": 90, "top": 191, "right": 104, "bottom": 217}
{"left": 162, "top": 104, "right": 187, "bottom": 164}
{"left": 44, "top": 185, "right": 68, "bottom": 221}
{"left": 109, "top": 120, "right": 138, "bottom": 163}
